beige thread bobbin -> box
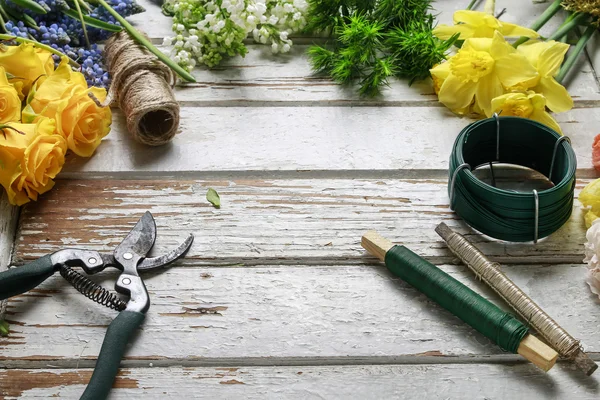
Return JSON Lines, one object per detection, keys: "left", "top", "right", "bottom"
{"left": 103, "top": 31, "right": 180, "bottom": 146}
{"left": 435, "top": 222, "right": 597, "bottom": 375}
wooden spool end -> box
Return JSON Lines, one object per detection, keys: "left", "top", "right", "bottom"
{"left": 517, "top": 335, "right": 558, "bottom": 372}
{"left": 361, "top": 231, "right": 394, "bottom": 261}
{"left": 573, "top": 350, "right": 598, "bottom": 376}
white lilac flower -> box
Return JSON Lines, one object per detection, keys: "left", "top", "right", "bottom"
{"left": 164, "top": 0, "right": 307, "bottom": 68}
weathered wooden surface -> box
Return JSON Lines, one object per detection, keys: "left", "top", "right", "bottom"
{"left": 62, "top": 107, "right": 600, "bottom": 177}
{"left": 3, "top": 364, "right": 600, "bottom": 399}
{"left": 2, "top": 262, "right": 599, "bottom": 361}
{"left": 2, "top": 0, "right": 600, "bottom": 398}
{"left": 11, "top": 179, "right": 591, "bottom": 264}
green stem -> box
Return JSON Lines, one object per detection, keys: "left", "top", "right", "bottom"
{"left": 557, "top": 12, "right": 577, "bottom": 42}
{"left": 548, "top": 12, "right": 588, "bottom": 41}
{"left": 513, "top": 0, "right": 562, "bottom": 47}
{"left": 556, "top": 23, "right": 596, "bottom": 84}
{"left": 466, "top": 0, "right": 478, "bottom": 10}
{"left": 96, "top": 0, "right": 195, "bottom": 82}
{"left": 77, "top": 0, "right": 92, "bottom": 12}
{"left": 72, "top": 0, "right": 90, "bottom": 48}
{"left": 0, "top": 9, "right": 6, "bottom": 34}
{"left": 0, "top": 34, "right": 80, "bottom": 68}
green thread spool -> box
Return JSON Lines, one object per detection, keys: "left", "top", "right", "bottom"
{"left": 361, "top": 231, "right": 558, "bottom": 371}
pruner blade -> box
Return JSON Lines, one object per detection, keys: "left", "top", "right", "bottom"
{"left": 137, "top": 234, "right": 194, "bottom": 271}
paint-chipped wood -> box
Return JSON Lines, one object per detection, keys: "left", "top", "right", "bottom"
{"left": 0, "top": 369, "right": 137, "bottom": 398}
{"left": 62, "top": 107, "right": 600, "bottom": 176}
{"left": 1, "top": 263, "right": 598, "bottom": 361}
{"left": 12, "top": 179, "right": 590, "bottom": 265}
{"left": 0, "top": 192, "right": 19, "bottom": 322}
{"left": 4, "top": 364, "right": 600, "bottom": 399}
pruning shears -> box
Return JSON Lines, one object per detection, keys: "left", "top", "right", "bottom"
{"left": 0, "top": 211, "right": 194, "bottom": 400}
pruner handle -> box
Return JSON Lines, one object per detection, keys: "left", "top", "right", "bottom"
{"left": 0, "top": 255, "right": 57, "bottom": 300}
{"left": 80, "top": 310, "right": 145, "bottom": 400}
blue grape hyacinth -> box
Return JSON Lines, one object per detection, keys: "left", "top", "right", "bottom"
{"left": 2, "top": 0, "right": 144, "bottom": 88}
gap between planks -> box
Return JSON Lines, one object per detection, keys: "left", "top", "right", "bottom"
{"left": 2, "top": 354, "right": 600, "bottom": 370}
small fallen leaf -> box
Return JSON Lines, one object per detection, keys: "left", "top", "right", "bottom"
{"left": 206, "top": 188, "right": 221, "bottom": 208}
{"left": 0, "top": 319, "right": 9, "bottom": 337}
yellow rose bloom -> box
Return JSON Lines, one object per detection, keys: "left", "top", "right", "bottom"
{"left": 515, "top": 40, "right": 573, "bottom": 113}
{"left": 434, "top": 10, "right": 539, "bottom": 41}
{"left": 0, "top": 66, "right": 21, "bottom": 123}
{"left": 430, "top": 31, "right": 538, "bottom": 116}
{"left": 29, "top": 59, "right": 112, "bottom": 157}
{"left": 0, "top": 118, "right": 66, "bottom": 205}
{"left": 57, "top": 86, "right": 112, "bottom": 157}
{"left": 0, "top": 43, "right": 54, "bottom": 100}
{"left": 489, "top": 91, "right": 563, "bottom": 134}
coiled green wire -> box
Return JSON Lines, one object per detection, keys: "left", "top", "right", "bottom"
{"left": 385, "top": 245, "right": 529, "bottom": 353}
{"left": 449, "top": 116, "right": 577, "bottom": 242}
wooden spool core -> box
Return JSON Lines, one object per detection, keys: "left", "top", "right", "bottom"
{"left": 361, "top": 230, "right": 558, "bottom": 372}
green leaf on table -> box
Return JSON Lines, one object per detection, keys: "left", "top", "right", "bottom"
{"left": 0, "top": 320, "right": 9, "bottom": 337}
{"left": 10, "top": 0, "right": 47, "bottom": 14}
{"left": 63, "top": 9, "right": 123, "bottom": 32}
{"left": 206, "top": 188, "right": 221, "bottom": 208}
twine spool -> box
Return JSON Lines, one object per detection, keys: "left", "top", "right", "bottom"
{"left": 435, "top": 222, "right": 598, "bottom": 375}
{"left": 103, "top": 31, "right": 179, "bottom": 146}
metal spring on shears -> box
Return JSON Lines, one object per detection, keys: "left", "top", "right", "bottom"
{"left": 60, "top": 266, "right": 127, "bottom": 311}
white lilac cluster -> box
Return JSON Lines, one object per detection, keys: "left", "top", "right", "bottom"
{"left": 584, "top": 219, "right": 600, "bottom": 299}
{"left": 163, "top": 0, "right": 308, "bottom": 69}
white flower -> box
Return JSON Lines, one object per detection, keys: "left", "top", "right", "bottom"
{"left": 584, "top": 220, "right": 600, "bottom": 299}
{"left": 271, "top": 42, "right": 279, "bottom": 53}
{"left": 163, "top": 37, "right": 173, "bottom": 46}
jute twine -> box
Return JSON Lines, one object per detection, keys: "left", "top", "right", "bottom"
{"left": 103, "top": 31, "right": 180, "bottom": 146}
{"left": 435, "top": 222, "right": 598, "bottom": 375}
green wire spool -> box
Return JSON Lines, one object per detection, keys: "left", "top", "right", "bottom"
{"left": 361, "top": 231, "right": 559, "bottom": 371}
{"left": 385, "top": 245, "right": 528, "bottom": 353}
{"left": 449, "top": 116, "right": 577, "bottom": 242}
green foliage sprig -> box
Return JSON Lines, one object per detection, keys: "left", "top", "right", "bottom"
{"left": 306, "top": 0, "right": 456, "bottom": 96}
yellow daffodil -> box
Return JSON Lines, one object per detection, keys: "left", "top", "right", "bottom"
{"left": 434, "top": 10, "right": 539, "bottom": 41}
{"left": 489, "top": 91, "right": 562, "bottom": 134}
{"left": 515, "top": 40, "right": 573, "bottom": 113}
{"left": 580, "top": 178, "right": 600, "bottom": 228}
{"left": 430, "top": 31, "right": 538, "bottom": 116}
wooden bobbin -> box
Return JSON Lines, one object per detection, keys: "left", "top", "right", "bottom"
{"left": 361, "top": 231, "right": 558, "bottom": 372}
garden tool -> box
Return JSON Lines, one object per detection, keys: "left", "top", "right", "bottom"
{"left": 0, "top": 211, "right": 194, "bottom": 400}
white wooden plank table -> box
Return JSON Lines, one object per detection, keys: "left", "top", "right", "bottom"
{"left": 2, "top": 0, "right": 600, "bottom": 398}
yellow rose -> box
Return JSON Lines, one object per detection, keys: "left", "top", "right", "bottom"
{"left": 0, "top": 43, "right": 54, "bottom": 100}
{"left": 0, "top": 66, "right": 21, "bottom": 123}
{"left": 0, "top": 118, "right": 66, "bottom": 205}
{"left": 29, "top": 59, "right": 111, "bottom": 157}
